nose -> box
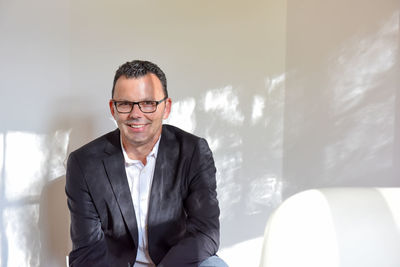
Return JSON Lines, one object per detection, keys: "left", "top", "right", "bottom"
{"left": 129, "top": 103, "right": 143, "bottom": 117}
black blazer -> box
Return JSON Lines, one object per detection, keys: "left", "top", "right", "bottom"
{"left": 66, "top": 124, "right": 220, "bottom": 267}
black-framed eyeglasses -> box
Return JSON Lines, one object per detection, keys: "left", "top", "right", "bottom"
{"left": 112, "top": 96, "right": 168, "bottom": 114}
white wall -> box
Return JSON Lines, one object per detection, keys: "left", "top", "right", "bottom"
{"left": 0, "top": 0, "right": 399, "bottom": 266}
{"left": 283, "top": 0, "right": 400, "bottom": 198}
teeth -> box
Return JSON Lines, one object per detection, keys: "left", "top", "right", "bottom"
{"left": 129, "top": 124, "right": 144, "bottom": 128}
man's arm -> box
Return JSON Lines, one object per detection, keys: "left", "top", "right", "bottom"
{"left": 158, "top": 138, "right": 220, "bottom": 267}
{"left": 65, "top": 152, "right": 110, "bottom": 267}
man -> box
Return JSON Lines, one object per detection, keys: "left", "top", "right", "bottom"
{"left": 65, "top": 60, "right": 227, "bottom": 267}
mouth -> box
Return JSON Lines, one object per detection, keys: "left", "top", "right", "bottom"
{"left": 126, "top": 123, "right": 148, "bottom": 131}
{"left": 128, "top": 124, "right": 145, "bottom": 128}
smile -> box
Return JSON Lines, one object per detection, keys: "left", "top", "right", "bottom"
{"left": 128, "top": 124, "right": 145, "bottom": 128}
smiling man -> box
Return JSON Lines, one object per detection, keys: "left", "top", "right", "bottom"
{"left": 65, "top": 60, "right": 227, "bottom": 267}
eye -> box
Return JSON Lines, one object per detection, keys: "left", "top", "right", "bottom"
{"left": 117, "top": 101, "right": 131, "bottom": 107}
{"left": 141, "top": 101, "right": 156, "bottom": 106}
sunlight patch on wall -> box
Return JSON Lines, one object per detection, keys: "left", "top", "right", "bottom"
{"left": 164, "top": 97, "right": 196, "bottom": 133}
{"left": 205, "top": 131, "right": 243, "bottom": 152}
{"left": 251, "top": 95, "right": 265, "bottom": 124}
{"left": 4, "top": 205, "right": 40, "bottom": 267}
{"left": 216, "top": 152, "right": 243, "bottom": 221}
{"left": 4, "top": 130, "right": 71, "bottom": 201}
{"left": 247, "top": 176, "right": 282, "bottom": 215}
{"left": 200, "top": 76, "right": 286, "bottom": 222}
{"left": 203, "top": 135, "right": 220, "bottom": 152}
{"left": 203, "top": 86, "right": 245, "bottom": 125}
{"left": 263, "top": 72, "right": 285, "bottom": 168}
{"left": 325, "top": 100, "right": 395, "bottom": 173}
{"left": 265, "top": 73, "right": 286, "bottom": 95}
{"left": 1, "top": 129, "right": 70, "bottom": 267}
{"left": 324, "top": 11, "right": 399, "bottom": 177}
{"left": 5, "top": 132, "right": 48, "bottom": 200}
{"left": 262, "top": 71, "right": 286, "bottom": 152}
{"left": 330, "top": 11, "right": 399, "bottom": 113}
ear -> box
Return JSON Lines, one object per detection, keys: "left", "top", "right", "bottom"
{"left": 162, "top": 98, "right": 172, "bottom": 120}
{"left": 109, "top": 100, "right": 116, "bottom": 118}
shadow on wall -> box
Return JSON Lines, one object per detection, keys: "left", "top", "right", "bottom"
{"left": 283, "top": 10, "right": 400, "bottom": 199}
{"left": 166, "top": 72, "right": 286, "bottom": 249}
{"left": 1, "top": 10, "right": 398, "bottom": 264}
{"left": 39, "top": 175, "right": 70, "bottom": 267}
{"left": 0, "top": 84, "right": 283, "bottom": 267}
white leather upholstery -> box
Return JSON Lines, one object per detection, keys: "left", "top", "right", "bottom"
{"left": 260, "top": 188, "right": 400, "bottom": 267}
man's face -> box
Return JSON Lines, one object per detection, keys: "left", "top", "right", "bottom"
{"left": 109, "top": 74, "right": 171, "bottom": 150}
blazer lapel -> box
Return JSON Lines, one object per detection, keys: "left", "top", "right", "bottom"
{"left": 102, "top": 130, "right": 138, "bottom": 247}
{"left": 148, "top": 126, "right": 179, "bottom": 222}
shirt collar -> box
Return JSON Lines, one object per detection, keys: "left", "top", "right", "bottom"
{"left": 120, "top": 135, "right": 161, "bottom": 165}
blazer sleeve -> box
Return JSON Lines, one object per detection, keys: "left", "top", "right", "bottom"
{"left": 157, "top": 138, "right": 220, "bottom": 267}
{"left": 65, "top": 152, "right": 110, "bottom": 267}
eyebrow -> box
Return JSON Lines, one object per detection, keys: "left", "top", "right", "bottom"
{"left": 113, "top": 98, "right": 156, "bottom": 102}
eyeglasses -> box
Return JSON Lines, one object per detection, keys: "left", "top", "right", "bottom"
{"left": 112, "top": 96, "right": 168, "bottom": 114}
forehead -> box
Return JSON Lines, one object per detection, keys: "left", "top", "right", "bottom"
{"left": 114, "top": 73, "right": 163, "bottom": 99}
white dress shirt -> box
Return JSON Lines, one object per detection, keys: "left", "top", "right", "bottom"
{"left": 121, "top": 137, "right": 160, "bottom": 267}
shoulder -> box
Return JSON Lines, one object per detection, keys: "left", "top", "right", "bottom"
{"left": 162, "top": 124, "right": 202, "bottom": 144}
{"left": 160, "top": 124, "right": 212, "bottom": 157}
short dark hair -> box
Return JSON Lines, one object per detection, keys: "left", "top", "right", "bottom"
{"left": 112, "top": 60, "right": 168, "bottom": 98}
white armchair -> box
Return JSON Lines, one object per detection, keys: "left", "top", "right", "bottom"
{"left": 260, "top": 188, "right": 400, "bottom": 267}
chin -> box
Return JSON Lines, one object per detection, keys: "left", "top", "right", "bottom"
{"left": 127, "top": 133, "right": 154, "bottom": 146}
